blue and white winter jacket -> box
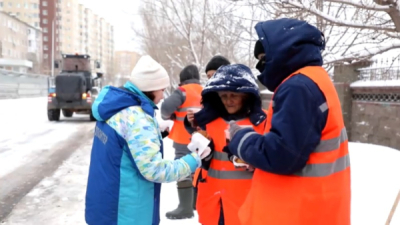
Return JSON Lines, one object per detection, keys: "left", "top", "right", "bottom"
{"left": 85, "top": 82, "right": 200, "bottom": 225}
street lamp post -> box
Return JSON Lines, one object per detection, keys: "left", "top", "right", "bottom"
{"left": 51, "top": 19, "right": 55, "bottom": 77}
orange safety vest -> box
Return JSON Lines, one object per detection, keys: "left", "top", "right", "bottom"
{"left": 197, "top": 116, "right": 267, "bottom": 225}
{"left": 238, "top": 66, "right": 351, "bottom": 225}
{"left": 168, "top": 83, "right": 203, "bottom": 144}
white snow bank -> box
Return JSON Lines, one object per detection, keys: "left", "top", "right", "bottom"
{"left": 350, "top": 80, "right": 400, "bottom": 88}
{"left": 349, "top": 142, "right": 400, "bottom": 225}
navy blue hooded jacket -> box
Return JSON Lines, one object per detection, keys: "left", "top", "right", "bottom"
{"left": 228, "top": 18, "right": 329, "bottom": 175}
{"left": 192, "top": 64, "right": 266, "bottom": 129}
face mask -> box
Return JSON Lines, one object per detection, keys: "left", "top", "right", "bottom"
{"left": 256, "top": 55, "right": 266, "bottom": 73}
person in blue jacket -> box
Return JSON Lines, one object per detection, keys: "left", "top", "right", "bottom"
{"left": 225, "top": 18, "right": 328, "bottom": 175}
{"left": 85, "top": 55, "right": 207, "bottom": 225}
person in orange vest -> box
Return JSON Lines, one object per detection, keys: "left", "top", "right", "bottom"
{"left": 161, "top": 64, "right": 203, "bottom": 219}
{"left": 225, "top": 18, "right": 351, "bottom": 225}
{"left": 205, "top": 55, "right": 231, "bottom": 79}
{"left": 191, "top": 55, "right": 231, "bottom": 214}
{"left": 185, "top": 64, "right": 267, "bottom": 225}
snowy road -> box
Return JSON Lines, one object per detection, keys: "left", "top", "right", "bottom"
{"left": 0, "top": 97, "right": 95, "bottom": 220}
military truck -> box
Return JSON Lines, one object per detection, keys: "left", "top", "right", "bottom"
{"left": 47, "top": 53, "right": 103, "bottom": 121}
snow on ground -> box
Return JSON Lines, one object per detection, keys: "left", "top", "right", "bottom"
{"left": 349, "top": 142, "right": 400, "bottom": 225}
{"left": 3, "top": 139, "right": 400, "bottom": 224}
{"left": 2, "top": 137, "right": 200, "bottom": 225}
{"left": 0, "top": 97, "right": 94, "bottom": 179}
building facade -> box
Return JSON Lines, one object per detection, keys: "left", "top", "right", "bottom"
{"left": 0, "top": 0, "right": 40, "bottom": 28}
{"left": 1, "top": 0, "right": 115, "bottom": 76}
{"left": 0, "top": 11, "right": 42, "bottom": 73}
{"left": 114, "top": 51, "right": 140, "bottom": 76}
{"left": 39, "top": 0, "right": 114, "bottom": 76}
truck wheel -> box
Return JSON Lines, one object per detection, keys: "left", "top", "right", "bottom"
{"left": 89, "top": 110, "right": 96, "bottom": 121}
{"left": 62, "top": 109, "right": 73, "bottom": 117}
{"left": 48, "top": 109, "right": 60, "bottom": 121}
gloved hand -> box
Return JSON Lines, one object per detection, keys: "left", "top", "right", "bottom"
{"left": 187, "top": 132, "right": 211, "bottom": 157}
{"left": 158, "top": 119, "right": 173, "bottom": 132}
{"left": 170, "top": 113, "right": 177, "bottom": 121}
{"left": 228, "top": 121, "right": 244, "bottom": 140}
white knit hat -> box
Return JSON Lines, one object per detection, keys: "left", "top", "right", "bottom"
{"left": 129, "top": 55, "right": 170, "bottom": 92}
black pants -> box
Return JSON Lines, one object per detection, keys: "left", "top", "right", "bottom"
{"left": 218, "top": 202, "right": 224, "bottom": 225}
{"left": 200, "top": 200, "right": 224, "bottom": 225}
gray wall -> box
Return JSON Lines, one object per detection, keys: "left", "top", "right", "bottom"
{"left": 0, "top": 69, "right": 48, "bottom": 99}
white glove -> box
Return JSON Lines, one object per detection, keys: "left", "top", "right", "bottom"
{"left": 158, "top": 119, "right": 173, "bottom": 132}
{"left": 187, "top": 132, "right": 210, "bottom": 156}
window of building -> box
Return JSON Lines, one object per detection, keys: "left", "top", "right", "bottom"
{"left": 28, "top": 40, "right": 32, "bottom": 47}
{"left": 42, "top": 1, "right": 48, "bottom": 6}
{"left": 8, "top": 2, "right": 12, "bottom": 7}
{"left": 43, "top": 10, "right": 48, "bottom": 16}
{"left": 44, "top": 45, "right": 48, "bottom": 50}
{"left": 43, "top": 19, "right": 48, "bottom": 24}
{"left": 44, "top": 54, "right": 48, "bottom": 59}
{"left": 17, "top": 3, "right": 21, "bottom": 8}
{"left": 44, "top": 36, "right": 48, "bottom": 42}
{"left": 43, "top": 28, "right": 48, "bottom": 33}
{"left": 34, "top": 22, "right": 39, "bottom": 27}
{"left": 0, "top": 2, "right": 3, "bottom": 7}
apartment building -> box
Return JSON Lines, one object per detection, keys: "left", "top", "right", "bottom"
{"left": 0, "top": 11, "right": 42, "bottom": 73}
{"left": 114, "top": 51, "right": 140, "bottom": 76}
{"left": 0, "top": 0, "right": 41, "bottom": 28}
{"left": 39, "top": 0, "right": 58, "bottom": 74}
{"left": 39, "top": 0, "right": 114, "bottom": 76}
{"left": 1, "top": 0, "right": 114, "bottom": 75}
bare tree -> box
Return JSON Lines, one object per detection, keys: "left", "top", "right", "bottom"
{"left": 134, "top": 0, "right": 260, "bottom": 92}
{"left": 228, "top": 0, "right": 400, "bottom": 71}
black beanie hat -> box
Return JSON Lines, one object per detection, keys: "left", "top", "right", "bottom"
{"left": 205, "top": 55, "right": 231, "bottom": 73}
{"left": 254, "top": 40, "right": 265, "bottom": 59}
{"left": 179, "top": 64, "right": 200, "bottom": 83}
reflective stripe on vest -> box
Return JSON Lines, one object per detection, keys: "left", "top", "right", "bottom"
{"left": 207, "top": 168, "right": 253, "bottom": 180}
{"left": 206, "top": 116, "right": 267, "bottom": 181}
{"left": 237, "top": 126, "right": 349, "bottom": 177}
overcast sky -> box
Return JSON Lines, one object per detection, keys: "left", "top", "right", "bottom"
{"left": 80, "top": 0, "right": 143, "bottom": 52}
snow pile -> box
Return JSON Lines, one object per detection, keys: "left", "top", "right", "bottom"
{"left": 349, "top": 142, "right": 400, "bottom": 225}
{"left": 350, "top": 80, "right": 400, "bottom": 88}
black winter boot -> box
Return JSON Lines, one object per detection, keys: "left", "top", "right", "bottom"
{"left": 166, "top": 181, "right": 194, "bottom": 219}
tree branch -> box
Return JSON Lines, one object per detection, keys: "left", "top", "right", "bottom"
{"left": 325, "top": 0, "right": 391, "bottom": 12}
{"left": 281, "top": 0, "right": 397, "bottom": 32}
